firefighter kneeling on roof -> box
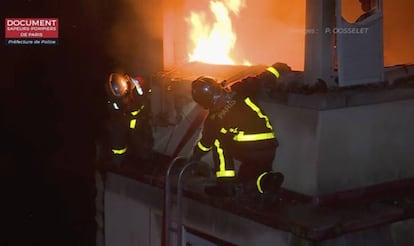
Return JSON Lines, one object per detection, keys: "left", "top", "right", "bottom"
{"left": 104, "top": 72, "right": 154, "bottom": 166}
{"left": 189, "top": 63, "right": 286, "bottom": 199}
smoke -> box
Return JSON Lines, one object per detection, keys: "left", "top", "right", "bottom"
{"left": 107, "top": 0, "right": 164, "bottom": 76}
{"left": 383, "top": 0, "right": 414, "bottom": 66}
{"left": 233, "top": 0, "right": 306, "bottom": 70}
{"left": 106, "top": 0, "right": 413, "bottom": 75}
{"left": 179, "top": 0, "right": 414, "bottom": 70}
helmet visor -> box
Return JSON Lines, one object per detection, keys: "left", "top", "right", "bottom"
{"left": 109, "top": 73, "right": 129, "bottom": 97}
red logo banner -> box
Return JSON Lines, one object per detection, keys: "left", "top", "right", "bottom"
{"left": 5, "top": 18, "right": 59, "bottom": 38}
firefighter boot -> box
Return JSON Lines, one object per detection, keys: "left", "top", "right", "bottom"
{"left": 191, "top": 162, "right": 213, "bottom": 178}
{"left": 260, "top": 172, "right": 284, "bottom": 193}
{"left": 259, "top": 172, "right": 284, "bottom": 205}
{"left": 109, "top": 153, "right": 124, "bottom": 169}
{"left": 204, "top": 177, "right": 236, "bottom": 198}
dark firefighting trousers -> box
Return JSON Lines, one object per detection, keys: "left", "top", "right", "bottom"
{"left": 106, "top": 116, "right": 154, "bottom": 165}
{"left": 210, "top": 139, "right": 278, "bottom": 194}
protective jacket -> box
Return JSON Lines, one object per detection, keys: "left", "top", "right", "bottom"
{"left": 106, "top": 76, "right": 154, "bottom": 163}
{"left": 192, "top": 73, "right": 278, "bottom": 185}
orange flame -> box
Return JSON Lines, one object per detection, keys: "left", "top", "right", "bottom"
{"left": 186, "top": 0, "right": 249, "bottom": 65}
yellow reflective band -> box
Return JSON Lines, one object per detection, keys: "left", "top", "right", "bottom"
{"left": 130, "top": 119, "right": 137, "bottom": 129}
{"left": 131, "top": 77, "right": 144, "bottom": 95}
{"left": 130, "top": 105, "right": 144, "bottom": 116}
{"left": 266, "top": 66, "right": 280, "bottom": 78}
{"left": 214, "top": 139, "right": 235, "bottom": 178}
{"left": 244, "top": 97, "right": 273, "bottom": 130}
{"left": 136, "top": 87, "right": 143, "bottom": 95}
{"left": 256, "top": 172, "right": 268, "bottom": 194}
{"left": 216, "top": 170, "right": 236, "bottom": 178}
{"left": 112, "top": 147, "right": 127, "bottom": 155}
{"left": 233, "top": 131, "right": 275, "bottom": 142}
{"left": 197, "top": 141, "right": 211, "bottom": 152}
{"left": 221, "top": 128, "right": 239, "bottom": 134}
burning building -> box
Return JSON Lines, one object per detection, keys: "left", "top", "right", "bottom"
{"left": 97, "top": 0, "right": 414, "bottom": 245}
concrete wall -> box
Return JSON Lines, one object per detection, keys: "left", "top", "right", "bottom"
{"left": 102, "top": 173, "right": 293, "bottom": 246}
{"left": 151, "top": 80, "right": 414, "bottom": 196}
{"left": 100, "top": 172, "right": 414, "bottom": 246}
{"left": 261, "top": 101, "right": 321, "bottom": 195}
{"left": 103, "top": 173, "right": 163, "bottom": 246}
{"left": 262, "top": 98, "right": 414, "bottom": 196}
{"left": 316, "top": 99, "right": 414, "bottom": 194}
{"left": 304, "top": 0, "right": 336, "bottom": 87}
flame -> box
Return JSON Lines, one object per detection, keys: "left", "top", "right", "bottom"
{"left": 187, "top": 0, "right": 248, "bottom": 65}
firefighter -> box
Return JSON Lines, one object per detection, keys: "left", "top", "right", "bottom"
{"left": 104, "top": 72, "right": 154, "bottom": 166}
{"left": 190, "top": 64, "right": 285, "bottom": 198}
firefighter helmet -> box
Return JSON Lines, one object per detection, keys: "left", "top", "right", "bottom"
{"left": 108, "top": 73, "right": 131, "bottom": 97}
{"left": 191, "top": 76, "right": 225, "bottom": 110}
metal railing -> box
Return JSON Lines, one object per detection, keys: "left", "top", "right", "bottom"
{"left": 163, "top": 156, "right": 205, "bottom": 246}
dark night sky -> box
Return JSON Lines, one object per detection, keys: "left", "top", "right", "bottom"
{"left": 0, "top": 1, "right": 116, "bottom": 245}
{"left": 0, "top": 0, "right": 164, "bottom": 243}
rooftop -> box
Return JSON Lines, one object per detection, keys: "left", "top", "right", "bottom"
{"left": 98, "top": 154, "right": 414, "bottom": 241}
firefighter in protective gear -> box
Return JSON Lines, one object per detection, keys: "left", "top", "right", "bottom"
{"left": 105, "top": 72, "right": 154, "bottom": 165}
{"left": 190, "top": 65, "right": 285, "bottom": 198}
